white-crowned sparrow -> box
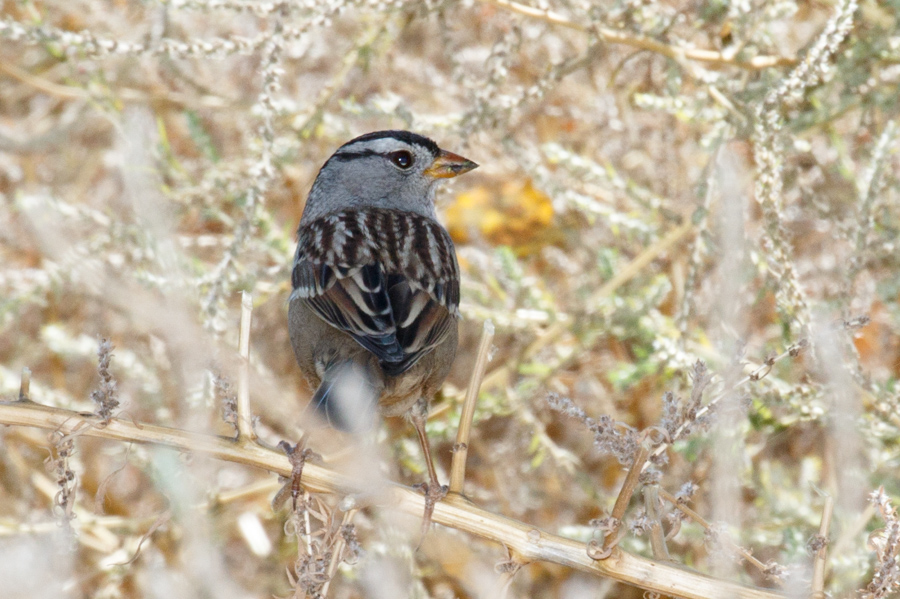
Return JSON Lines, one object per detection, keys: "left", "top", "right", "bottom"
{"left": 288, "top": 130, "right": 477, "bottom": 500}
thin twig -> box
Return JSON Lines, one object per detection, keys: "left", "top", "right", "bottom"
{"left": 644, "top": 485, "right": 671, "bottom": 561}
{"left": 321, "top": 508, "right": 358, "bottom": 597}
{"left": 113, "top": 511, "right": 173, "bottom": 566}
{"left": 809, "top": 495, "right": 834, "bottom": 598}
{"left": 449, "top": 320, "right": 495, "bottom": 495}
{"left": 236, "top": 291, "right": 256, "bottom": 442}
{"left": 493, "top": 550, "right": 525, "bottom": 599}
{"left": 18, "top": 367, "right": 31, "bottom": 402}
{"left": 301, "top": 490, "right": 313, "bottom": 555}
{"left": 480, "top": 0, "right": 794, "bottom": 70}
{"left": 206, "top": 478, "right": 281, "bottom": 507}
{"left": 294, "top": 17, "right": 391, "bottom": 137}
{"left": 592, "top": 438, "right": 653, "bottom": 559}
{"left": 0, "top": 61, "right": 229, "bottom": 108}
{"left": 589, "top": 219, "right": 695, "bottom": 311}
{"left": 649, "top": 340, "right": 808, "bottom": 465}
{"left": 659, "top": 487, "right": 774, "bottom": 578}
{"left": 0, "top": 400, "right": 786, "bottom": 599}
{"left": 0, "top": 62, "right": 88, "bottom": 98}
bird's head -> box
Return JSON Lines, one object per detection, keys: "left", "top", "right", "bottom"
{"left": 302, "top": 130, "right": 478, "bottom": 222}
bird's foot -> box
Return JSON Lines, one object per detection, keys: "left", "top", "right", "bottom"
{"left": 413, "top": 480, "right": 448, "bottom": 547}
{"left": 272, "top": 437, "right": 321, "bottom": 512}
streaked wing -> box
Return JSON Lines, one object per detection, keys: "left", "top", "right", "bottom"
{"left": 382, "top": 275, "right": 455, "bottom": 375}
{"left": 297, "top": 261, "right": 405, "bottom": 363}
{"left": 291, "top": 209, "right": 460, "bottom": 374}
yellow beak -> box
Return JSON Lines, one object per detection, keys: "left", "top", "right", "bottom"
{"left": 423, "top": 150, "right": 479, "bottom": 179}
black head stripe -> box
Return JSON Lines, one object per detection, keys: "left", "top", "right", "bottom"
{"left": 338, "top": 130, "right": 441, "bottom": 157}
{"left": 327, "top": 149, "right": 379, "bottom": 163}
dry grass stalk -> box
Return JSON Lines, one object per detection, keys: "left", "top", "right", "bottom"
{"left": 449, "top": 319, "right": 495, "bottom": 495}
{"left": 236, "top": 290, "right": 256, "bottom": 442}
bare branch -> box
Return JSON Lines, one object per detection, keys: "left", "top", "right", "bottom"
{"left": 0, "top": 399, "right": 786, "bottom": 599}
{"left": 480, "top": 0, "right": 794, "bottom": 70}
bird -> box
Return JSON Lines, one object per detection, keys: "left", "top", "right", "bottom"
{"left": 288, "top": 130, "right": 478, "bottom": 509}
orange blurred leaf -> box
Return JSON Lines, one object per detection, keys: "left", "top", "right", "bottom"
{"left": 445, "top": 180, "right": 555, "bottom": 254}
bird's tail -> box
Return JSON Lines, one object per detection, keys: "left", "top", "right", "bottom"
{"left": 312, "top": 360, "right": 381, "bottom": 432}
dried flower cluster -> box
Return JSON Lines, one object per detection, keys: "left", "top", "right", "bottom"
{"left": 89, "top": 338, "right": 120, "bottom": 421}
{"left": 861, "top": 489, "right": 900, "bottom": 599}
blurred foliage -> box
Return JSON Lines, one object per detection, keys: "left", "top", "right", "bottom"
{"left": 446, "top": 180, "right": 556, "bottom": 253}
{"left": 1, "top": 0, "right": 900, "bottom": 597}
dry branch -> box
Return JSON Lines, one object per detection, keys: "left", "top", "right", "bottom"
{"left": 0, "top": 399, "right": 786, "bottom": 599}
{"left": 449, "top": 319, "right": 495, "bottom": 494}
{"left": 810, "top": 495, "right": 834, "bottom": 598}
{"left": 480, "top": 0, "right": 795, "bottom": 70}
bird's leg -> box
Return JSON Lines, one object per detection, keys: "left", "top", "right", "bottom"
{"left": 410, "top": 398, "right": 447, "bottom": 542}
{"left": 413, "top": 413, "right": 440, "bottom": 488}
{"left": 272, "top": 435, "right": 321, "bottom": 512}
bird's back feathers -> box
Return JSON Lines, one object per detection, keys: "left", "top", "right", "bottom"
{"left": 291, "top": 208, "right": 459, "bottom": 376}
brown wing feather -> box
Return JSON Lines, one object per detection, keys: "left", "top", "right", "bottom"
{"left": 291, "top": 208, "right": 459, "bottom": 374}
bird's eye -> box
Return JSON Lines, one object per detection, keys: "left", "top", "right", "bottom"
{"left": 388, "top": 150, "right": 414, "bottom": 169}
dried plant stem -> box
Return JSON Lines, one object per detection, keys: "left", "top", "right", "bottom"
{"left": 589, "top": 219, "right": 695, "bottom": 309}
{"left": 0, "top": 400, "right": 785, "bottom": 599}
{"left": 321, "top": 508, "right": 358, "bottom": 597}
{"left": 294, "top": 18, "right": 390, "bottom": 136}
{"left": 658, "top": 488, "right": 772, "bottom": 577}
{"left": 0, "top": 63, "right": 87, "bottom": 100}
{"left": 301, "top": 490, "right": 313, "bottom": 554}
{"left": 21, "top": 463, "right": 119, "bottom": 552}
{"left": 643, "top": 485, "right": 671, "bottom": 561}
{"left": 481, "top": 0, "right": 794, "bottom": 69}
{"left": 0, "top": 62, "right": 229, "bottom": 108}
{"left": 494, "top": 561, "right": 523, "bottom": 599}
{"left": 846, "top": 120, "right": 898, "bottom": 293}
{"left": 449, "top": 320, "right": 495, "bottom": 495}
{"left": 599, "top": 440, "right": 652, "bottom": 556}
{"left": 206, "top": 478, "right": 280, "bottom": 507}
{"left": 18, "top": 367, "right": 31, "bottom": 401}
{"left": 236, "top": 291, "right": 256, "bottom": 442}
{"left": 810, "top": 495, "right": 834, "bottom": 598}
{"left": 752, "top": 0, "right": 856, "bottom": 338}
{"left": 649, "top": 340, "right": 807, "bottom": 464}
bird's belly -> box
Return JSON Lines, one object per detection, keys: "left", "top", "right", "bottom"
{"left": 377, "top": 372, "right": 427, "bottom": 416}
